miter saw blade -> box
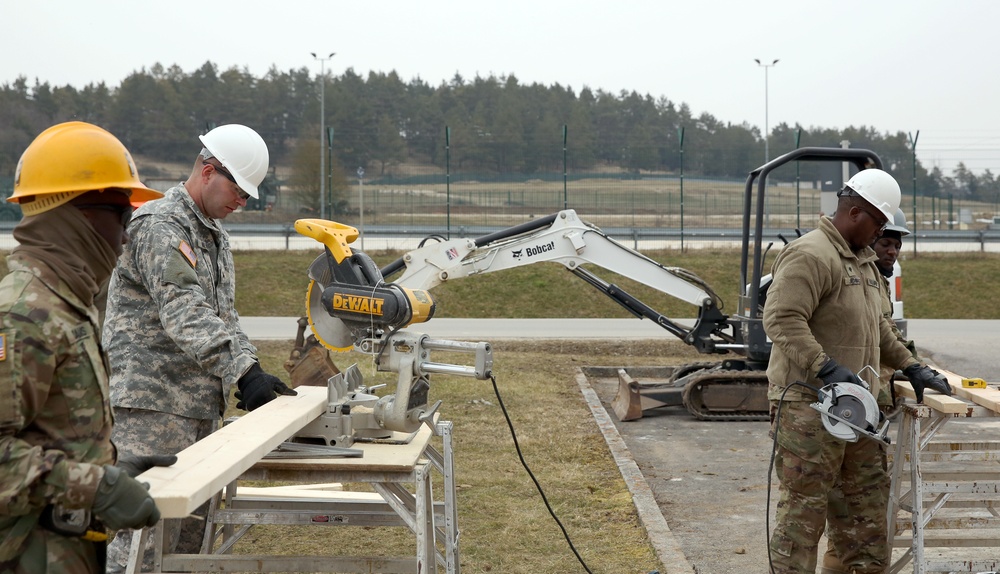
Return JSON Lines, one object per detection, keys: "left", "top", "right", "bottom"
{"left": 306, "top": 279, "right": 356, "bottom": 351}
{"left": 811, "top": 383, "right": 881, "bottom": 443}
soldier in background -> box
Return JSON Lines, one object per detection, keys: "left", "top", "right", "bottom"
{"left": 103, "top": 124, "right": 295, "bottom": 572}
{"left": 0, "top": 122, "right": 167, "bottom": 573}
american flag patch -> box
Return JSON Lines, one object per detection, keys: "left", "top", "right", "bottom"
{"left": 0, "top": 334, "right": 6, "bottom": 361}
{"left": 178, "top": 240, "right": 197, "bottom": 268}
{"left": 445, "top": 247, "right": 459, "bottom": 261}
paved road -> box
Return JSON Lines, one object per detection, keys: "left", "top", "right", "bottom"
{"left": 242, "top": 317, "right": 998, "bottom": 380}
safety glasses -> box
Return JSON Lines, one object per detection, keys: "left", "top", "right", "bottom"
{"left": 75, "top": 204, "right": 134, "bottom": 227}
{"left": 203, "top": 161, "right": 251, "bottom": 201}
{"left": 857, "top": 205, "right": 888, "bottom": 234}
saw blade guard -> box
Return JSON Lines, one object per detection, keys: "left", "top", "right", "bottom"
{"left": 814, "top": 383, "right": 880, "bottom": 442}
{"left": 304, "top": 250, "right": 437, "bottom": 352}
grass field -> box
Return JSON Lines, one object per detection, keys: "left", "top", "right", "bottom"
{"left": 244, "top": 339, "right": 701, "bottom": 574}
{"left": 233, "top": 248, "right": 1000, "bottom": 320}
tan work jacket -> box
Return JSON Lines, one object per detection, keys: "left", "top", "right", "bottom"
{"left": 763, "top": 217, "right": 918, "bottom": 402}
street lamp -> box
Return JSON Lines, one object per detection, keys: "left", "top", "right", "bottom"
{"left": 311, "top": 51, "right": 335, "bottom": 220}
{"left": 754, "top": 58, "right": 779, "bottom": 164}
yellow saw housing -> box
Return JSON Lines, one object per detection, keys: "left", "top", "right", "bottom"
{"left": 297, "top": 218, "right": 436, "bottom": 351}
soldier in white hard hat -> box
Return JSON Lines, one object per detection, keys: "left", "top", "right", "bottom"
{"left": 821, "top": 208, "right": 923, "bottom": 574}
{"left": 763, "top": 169, "right": 951, "bottom": 574}
{"left": 102, "top": 124, "right": 296, "bottom": 573}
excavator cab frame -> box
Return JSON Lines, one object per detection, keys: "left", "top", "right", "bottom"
{"left": 736, "top": 146, "right": 884, "bottom": 363}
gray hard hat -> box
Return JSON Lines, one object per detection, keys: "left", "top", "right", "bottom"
{"left": 884, "top": 208, "right": 910, "bottom": 236}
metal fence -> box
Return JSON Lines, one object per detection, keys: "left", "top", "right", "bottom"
{"left": 3, "top": 167, "right": 999, "bottom": 253}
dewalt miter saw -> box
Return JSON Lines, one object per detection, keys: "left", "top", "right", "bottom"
{"left": 288, "top": 219, "right": 493, "bottom": 448}
{"left": 295, "top": 219, "right": 437, "bottom": 352}
{"left": 809, "top": 367, "right": 890, "bottom": 445}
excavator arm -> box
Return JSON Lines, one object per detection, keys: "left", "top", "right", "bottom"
{"left": 380, "top": 209, "right": 738, "bottom": 355}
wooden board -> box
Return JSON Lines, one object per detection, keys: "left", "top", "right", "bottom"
{"left": 138, "top": 386, "right": 328, "bottom": 518}
{"left": 893, "top": 379, "right": 968, "bottom": 414}
{"left": 249, "top": 423, "right": 434, "bottom": 473}
{"left": 937, "top": 368, "right": 1000, "bottom": 414}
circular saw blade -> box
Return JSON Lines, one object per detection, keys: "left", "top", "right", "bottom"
{"left": 305, "top": 280, "right": 354, "bottom": 351}
{"left": 822, "top": 395, "right": 868, "bottom": 441}
{"left": 817, "top": 383, "right": 880, "bottom": 442}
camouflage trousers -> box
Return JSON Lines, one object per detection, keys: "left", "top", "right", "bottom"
{"left": 769, "top": 400, "right": 889, "bottom": 574}
{"left": 105, "top": 409, "right": 216, "bottom": 574}
{"left": 0, "top": 527, "right": 100, "bottom": 574}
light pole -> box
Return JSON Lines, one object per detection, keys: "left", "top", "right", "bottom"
{"left": 754, "top": 58, "right": 779, "bottom": 164}
{"left": 311, "top": 51, "right": 335, "bottom": 220}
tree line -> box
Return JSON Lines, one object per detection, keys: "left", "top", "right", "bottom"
{"left": 1, "top": 61, "right": 997, "bottom": 207}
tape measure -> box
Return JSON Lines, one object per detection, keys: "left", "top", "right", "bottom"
{"left": 962, "top": 378, "right": 988, "bottom": 389}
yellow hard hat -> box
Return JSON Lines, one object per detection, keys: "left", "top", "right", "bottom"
{"left": 10, "top": 121, "right": 163, "bottom": 216}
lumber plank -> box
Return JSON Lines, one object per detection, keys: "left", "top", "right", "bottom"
{"left": 138, "top": 386, "right": 328, "bottom": 518}
{"left": 937, "top": 368, "right": 1000, "bottom": 414}
{"left": 249, "top": 423, "right": 433, "bottom": 473}
{"left": 893, "top": 379, "right": 968, "bottom": 414}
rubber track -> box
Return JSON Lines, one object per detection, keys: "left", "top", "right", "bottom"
{"left": 680, "top": 368, "right": 771, "bottom": 421}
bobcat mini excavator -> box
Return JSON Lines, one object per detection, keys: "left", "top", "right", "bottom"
{"left": 289, "top": 147, "right": 887, "bottom": 422}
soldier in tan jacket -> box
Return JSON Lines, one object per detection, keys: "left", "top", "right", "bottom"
{"left": 764, "top": 170, "right": 951, "bottom": 574}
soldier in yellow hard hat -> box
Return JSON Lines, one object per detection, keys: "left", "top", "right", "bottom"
{"left": 0, "top": 121, "right": 173, "bottom": 573}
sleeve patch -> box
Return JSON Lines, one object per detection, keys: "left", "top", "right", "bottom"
{"left": 177, "top": 240, "right": 197, "bottom": 268}
{"left": 0, "top": 333, "right": 6, "bottom": 361}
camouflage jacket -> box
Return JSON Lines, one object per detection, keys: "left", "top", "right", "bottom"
{"left": 0, "top": 254, "right": 112, "bottom": 560}
{"left": 103, "top": 185, "right": 257, "bottom": 419}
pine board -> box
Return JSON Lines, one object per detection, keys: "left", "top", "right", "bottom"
{"left": 137, "top": 386, "right": 328, "bottom": 518}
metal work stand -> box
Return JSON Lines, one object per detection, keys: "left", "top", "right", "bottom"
{"left": 127, "top": 421, "right": 459, "bottom": 573}
{"left": 887, "top": 404, "right": 1000, "bottom": 574}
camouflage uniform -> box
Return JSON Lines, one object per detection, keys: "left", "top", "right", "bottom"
{"left": 0, "top": 254, "right": 112, "bottom": 573}
{"left": 763, "top": 217, "right": 918, "bottom": 574}
{"left": 102, "top": 185, "right": 258, "bottom": 572}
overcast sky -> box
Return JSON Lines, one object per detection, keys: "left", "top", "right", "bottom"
{"left": 4, "top": 0, "right": 997, "bottom": 175}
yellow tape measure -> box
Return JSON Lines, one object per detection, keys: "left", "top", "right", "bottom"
{"left": 961, "top": 378, "right": 988, "bottom": 389}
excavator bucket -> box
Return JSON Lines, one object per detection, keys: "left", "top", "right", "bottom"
{"left": 612, "top": 369, "right": 645, "bottom": 421}
{"left": 284, "top": 317, "right": 340, "bottom": 387}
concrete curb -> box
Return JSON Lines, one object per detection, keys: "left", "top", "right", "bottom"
{"left": 574, "top": 368, "right": 695, "bottom": 574}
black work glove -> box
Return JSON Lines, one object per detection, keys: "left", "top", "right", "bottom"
{"left": 902, "top": 364, "right": 952, "bottom": 403}
{"left": 235, "top": 363, "right": 297, "bottom": 411}
{"left": 816, "top": 357, "right": 865, "bottom": 387}
{"left": 91, "top": 465, "right": 160, "bottom": 530}
{"left": 116, "top": 454, "right": 178, "bottom": 478}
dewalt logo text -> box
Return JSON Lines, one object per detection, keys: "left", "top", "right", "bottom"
{"left": 332, "top": 294, "right": 384, "bottom": 316}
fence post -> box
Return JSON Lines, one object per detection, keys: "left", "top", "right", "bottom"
{"left": 909, "top": 130, "right": 919, "bottom": 257}
{"left": 678, "top": 127, "right": 685, "bottom": 252}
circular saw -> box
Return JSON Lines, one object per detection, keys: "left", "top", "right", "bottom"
{"left": 810, "top": 383, "right": 890, "bottom": 444}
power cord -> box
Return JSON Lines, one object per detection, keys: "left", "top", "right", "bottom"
{"left": 490, "top": 374, "right": 596, "bottom": 574}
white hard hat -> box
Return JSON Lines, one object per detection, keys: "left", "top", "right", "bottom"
{"left": 198, "top": 124, "right": 269, "bottom": 199}
{"left": 884, "top": 208, "right": 910, "bottom": 236}
{"left": 841, "top": 169, "right": 900, "bottom": 222}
